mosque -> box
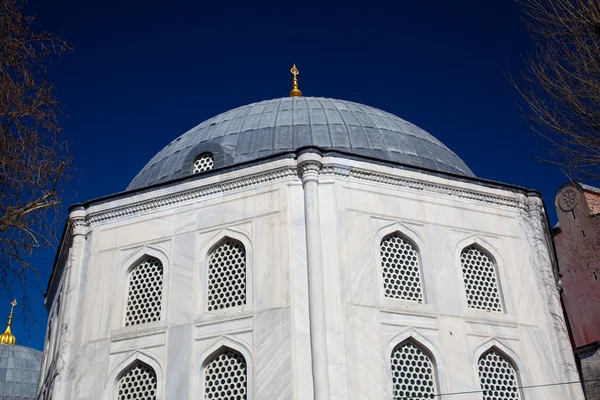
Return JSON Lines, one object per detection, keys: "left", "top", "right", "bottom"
{"left": 32, "top": 66, "right": 585, "bottom": 399}
{"left": 0, "top": 300, "right": 43, "bottom": 399}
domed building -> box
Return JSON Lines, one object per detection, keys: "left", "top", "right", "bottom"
{"left": 39, "top": 68, "right": 584, "bottom": 399}
{"left": 0, "top": 300, "right": 43, "bottom": 400}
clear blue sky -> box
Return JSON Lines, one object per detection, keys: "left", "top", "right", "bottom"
{"left": 3, "top": 0, "right": 573, "bottom": 350}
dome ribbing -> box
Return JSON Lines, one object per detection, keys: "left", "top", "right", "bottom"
{"left": 0, "top": 345, "right": 43, "bottom": 399}
{"left": 128, "top": 97, "right": 474, "bottom": 190}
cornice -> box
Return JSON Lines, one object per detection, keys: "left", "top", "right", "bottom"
{"left": 85, "top": 167, "right": 298, "bottom": 226}
{"left": 81, "top": 159, "right": 532, "bottom": 228}
{"left": 321, "top": 164, "right": 524, "bottom": 210}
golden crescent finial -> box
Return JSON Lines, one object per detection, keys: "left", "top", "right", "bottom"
{"left": 290, "top": 64, "right": 302, "bottom": 97}
{"left": 0, "top": 299, "right": 17, "bottom": 345}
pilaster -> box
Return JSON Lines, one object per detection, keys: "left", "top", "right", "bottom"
{"left": 51, "top": 207, "right": 88, "bottom": 400}
{"left": 298, "top": 152, "right": 330, "bottom": 400}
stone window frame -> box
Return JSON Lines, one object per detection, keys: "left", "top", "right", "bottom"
{"left": 453, "top": 236, "right": 514, "bottom": 318}
{"left": 472, "top": 338, "right": 528, "bottom": 400}
{"left": 374, "top": 222, "right": 437, "bottom": 310}
{"left": 105, "top": 350, "right": 164, "bottom": 400}
{"left": 197, "top": 228, "right": 254, "bottom": 317}
{"left": 113, "top": 246, "right": 170, "bottom": 333}
{"left": 194, "top": 336, "right": 254, "bottom": 400}
{"left": 180, "top": 142, "right": 232, "bottom": 179}
{"left": 385, "top": 328, "right": 448, "bottom": 400}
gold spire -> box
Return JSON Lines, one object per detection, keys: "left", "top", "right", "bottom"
{"left": 290, "top": 64, "right": 302, "bottom": 97}
{"left": 0, "top": 300, "right": 17, "bottom": 345}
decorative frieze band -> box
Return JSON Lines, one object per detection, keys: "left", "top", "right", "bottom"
{"left": 84, "top": 160, "right": 531, "bottom": 227}
{"left": 85, "top": 167, "right": 298, "bottom": 225}
{"left": 321, "top": 164, "right": 523, "bottom": 209}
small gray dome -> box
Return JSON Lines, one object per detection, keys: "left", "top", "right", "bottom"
{"left": 0, "top": 345, "right": 42, "bottom": 399}
{"left": 128, "top": 97, "right": 474, "bottom": 190}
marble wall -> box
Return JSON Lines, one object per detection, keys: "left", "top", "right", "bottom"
{"left": 39, "top": 154, "right": 584, "bottom": 400}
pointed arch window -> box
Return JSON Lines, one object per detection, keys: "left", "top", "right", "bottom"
{"left": 125, "top": 256, "right": 164, "bottom": 326}
{"left": 460, "top": 246, "right": 502, "bottom": 312}
{"left": 193, "top": 153, "right": 214, "bottom": 174}
{"left": 380, "top": 232, "right": 424, "bottom": 302}
{"left": 390, "top": 340, "right": 437, "bottom": 399}
{"left": 207, "top": 239, "right": 246, "bottom": 311}
{"left": 478, "top": 349, "right": 522, "bottom": 400}
{"left": 204, "top": 348, "right": 247, "bottom": 400}
{"left": 117, "top": 361, "right": 157, "bottom": 400}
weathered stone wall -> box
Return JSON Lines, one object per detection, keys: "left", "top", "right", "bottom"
{"left": 578, "top": 346, "right": 600, "bottom": 400}
{"left": 39, "top": 155, "right": 584, "bottom": 400}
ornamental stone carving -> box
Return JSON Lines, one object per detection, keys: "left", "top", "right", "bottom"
{"left": 559, "top": 188, "right": 579, "bottom": 211}
{"left": 83, "top": 158, "right": 531, "bottom": 228}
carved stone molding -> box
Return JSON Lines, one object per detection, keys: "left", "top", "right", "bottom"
{"left": 298, "top": 161, "right": 321, "bottom": 175}
{"left": 559, "top": 188, "right": 578, "bottom": 211}
{"left": 323, "top": 166, "right": 523, "bottom": 209}
{"left": 320, "top": 164, "right": 350, "bottom": 176}
{"left": 298, "top": 161, "right": 322, "bottom": 184}
{"left": 69, "top": 216, "right": 88, "bottom": 237}
{"left": 81, "top": 161, "right": 535, "bottom": 228}
{"left": 86, "top": 167, "right": 298, "bottom": 225}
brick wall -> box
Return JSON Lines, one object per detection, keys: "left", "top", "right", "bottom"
{"left": 554, "top": 183, "right": 600, "bottom": 347}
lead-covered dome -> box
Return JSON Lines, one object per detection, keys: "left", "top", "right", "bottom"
{"left": 0, "top": 344, "right": 42, "bottom": 399}
{"left": 128, "top": 97, "right": 474, "bottom": 190}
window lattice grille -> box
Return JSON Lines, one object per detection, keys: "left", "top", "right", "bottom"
{"left": 117, "top": 362, "right": 157, "bottom": 400}
{"left": 204, "top": 349, "right": 247, "bottom": 400}
{"left": 207, "top": 240, "right": 246, "bottom": 311}
{"left": 478, "top": 350, "right": 521, "bottom": 400}
{"left": 193, "top": 153, "right": 214, "bottom": 174}
{"left": 125, "top": 257, "right": 163, "bottom": 326}
{"left": 380, "top": 233, "right": 424, "bottom": 302}
{"left": 391, "top": 342, "right": 436, "bottom": 400}
{"left": 460, "top": 246, "right": 502, "bottom": 312}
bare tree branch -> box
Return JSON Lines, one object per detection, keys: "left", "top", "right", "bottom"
{"left": 0, "top": 0, "right": 73, "bottom": 317}
{"left": 513, "top": 0, "right": 600, "bottom": 182}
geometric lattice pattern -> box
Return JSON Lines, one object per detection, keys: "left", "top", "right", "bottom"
{"left": 461, "top": 246, "right": 502, "bottom": 312}
{"left": 193, "top": 153, "right": 214, "bottom": 174}
{"left": 380, "top": 233, "right": 424, "bottom": 302}
{"left": 390, "top": 341, "right": 436, "bottom": 400}
{"left": 478, "top": 350, "right": 521, "bottom": 400}
{"left": 125, "top": 257, "right": 163, "bottom": 326}
{"left": 207, "top": 240, "right": 246, "bottom": 312}
{"left": 117, "top": 362, "right": 157, "bottom": 400}
{"left": 204, "top": 349, "right": 247, "bottom": 400}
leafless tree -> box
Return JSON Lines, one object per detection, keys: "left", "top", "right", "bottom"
{"left": 0, "top": 0, "right": 72, "bottom": 309}
{"left": 513, "top": 0, "right": 600, "bottom": 182}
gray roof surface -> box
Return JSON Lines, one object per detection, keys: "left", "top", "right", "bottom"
{"left": 128, "top": 97, "right": 474, "bottom": 190}
{"left": 0, "top": 345, "right": 42, "bottom": 399}
{"left": 580, "top": 183, "right": 600, "bottom": 195}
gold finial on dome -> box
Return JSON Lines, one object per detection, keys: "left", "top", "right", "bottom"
{"left": 290, "top": 64, "right": 302, "bottom": 97}
{"left": 0, "top": 300, "right": 17, "bottom": 345}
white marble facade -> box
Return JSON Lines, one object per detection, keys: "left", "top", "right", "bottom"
{"left": 38, "top": 152, "right": 584, "bottom": 400}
